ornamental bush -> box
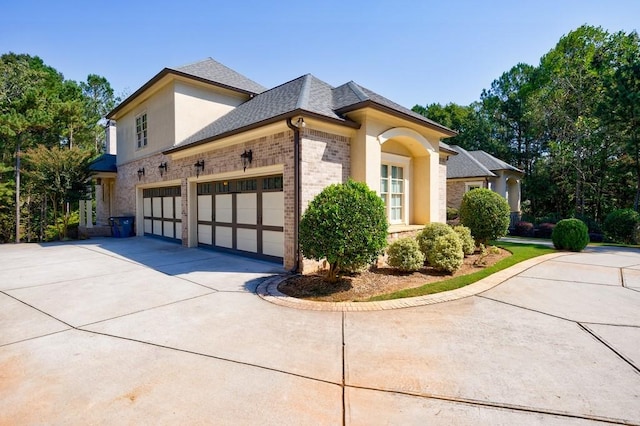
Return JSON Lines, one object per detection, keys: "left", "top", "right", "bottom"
{"left": 387, "top": 237, "right": 425, "bottom": 272}
{"left": 299, "top": 179, "right": 388, "bottom": 283}
{"left": 552, "top": 219, "right": 590, "bottom": 252}
{"left": 514, "top": 221, "right": 534, "bottom": 237}
{"left": 459, "top": 188, "right": 510, "bottom": 245}
{"left": 603, "top": 208, "right": 640, "bottom": 244}
{"left": 453, "top": 225, "right": 476, "bottom": 256}
{"left": 427, "top": 233, "right": 464, "bottom": 273}
{"left": 417, "top": 222, "right": 455, "bottom": 260}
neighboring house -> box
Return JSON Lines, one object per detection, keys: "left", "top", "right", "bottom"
{"left": 86, "top": 58, "right": 456, "bottom": 271}
{"left": 445, "top": 144, "right": 524, "bottom": 226}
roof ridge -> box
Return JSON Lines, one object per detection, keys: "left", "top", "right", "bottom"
{"left": 295, "top": 74, "right": 312, "bottom": 110}
{"left": 451, "top": 145, "right": 496, "bottom": 177}
{"left": 346, "top": 81, "right": 370, "bottom": 102}
{"left": 170, "top": 57, "right": 216, "bottom": 70}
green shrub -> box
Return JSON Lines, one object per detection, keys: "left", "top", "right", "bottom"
{"left": 417, "top": 222, "right": 454, "bottom": 259}
{"left": 387, "top": 237, "right": 425, "bottom": 271}
{"left": 603, "top": 208, "right": 640, "bottom": 244}
{"left": 299, "top": 179, "right": 388, "bottom": 283}
{"left": 446, "top": 207, "right": 459, "bottom": 221}
{"left": 459, "top": 188, "right": 510, "bottom": 245}
{"left": 552, "top": 219, "right": 590, "bottom": 252}
{"left": 427, "top": 233, "right": 464, "bottom": 273}
{"left": 453, "top": 225, "right": 475, "bottom": 256}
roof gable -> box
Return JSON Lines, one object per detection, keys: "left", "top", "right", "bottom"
{"left": 107, "top": 58, "right": 265, "bottom": 119}
{"left": 171, "top": 58, "right": 267, "bottom": 95}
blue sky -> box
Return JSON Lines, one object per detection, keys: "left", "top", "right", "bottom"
{"left": 2, "top": 0, "right": 639, "bottom": 108}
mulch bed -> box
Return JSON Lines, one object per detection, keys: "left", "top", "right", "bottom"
{"left": 278, "top": 247, "right": 511, "bottom": 302}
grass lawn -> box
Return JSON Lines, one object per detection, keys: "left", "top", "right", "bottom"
{"left": 366, "top": 241, "right": 556, "bottom": 302}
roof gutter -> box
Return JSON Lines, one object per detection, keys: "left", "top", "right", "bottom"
{"left": 286, "top": 117, "right": 302, "bottom": 273}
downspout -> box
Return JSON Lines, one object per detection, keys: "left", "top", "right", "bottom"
{"left": 286, "top": 117, "right": 301, "bottom": 273}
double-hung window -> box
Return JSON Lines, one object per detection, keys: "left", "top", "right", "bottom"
{"left": 136, "top": 113, "right": 148, "bottom": 149}
{"left": 381, "top": 164, "right": 404, "bottom": 224}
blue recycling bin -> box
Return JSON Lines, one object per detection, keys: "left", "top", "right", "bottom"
{"left": 109, "top": 216, "right": 135, "bottom": 238}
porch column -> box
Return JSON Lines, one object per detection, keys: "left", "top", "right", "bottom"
{"left": 85, "top": 193, "right": 93, "bottom": 228}
{"left": 79, "top": 200, "right": 86, "bottom": 227}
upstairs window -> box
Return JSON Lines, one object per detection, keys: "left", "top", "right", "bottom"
{"left": 136, "top": 113, "right": 147, "bottom": 149}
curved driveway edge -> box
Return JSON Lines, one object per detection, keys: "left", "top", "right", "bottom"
{"left": 256, "top": 252, "right": 569, "bottom": 311}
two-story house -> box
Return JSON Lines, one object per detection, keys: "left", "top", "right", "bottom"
{"left": 86, "top": 58, "right": 457, "bottom": 271}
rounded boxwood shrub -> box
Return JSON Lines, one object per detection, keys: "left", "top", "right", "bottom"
{"left": 459, "top": 188, "right": 510, "bottom": 245}
{"left": 552, "top": 219, "right": 590, "bottom": 252}
{"left": 453, "top": 225, "right": 475, "bottom": 256}
{"left": 417, "top": 222, "right": 455, "bottom": 260}
{"left": 427, "top": 233, "right": 464, "bottom": 273}
{"left": 387, "top": 237, "right": 425, "bottom": 272}
{"left": 603, "top": 208, "right": 640, "bottom": 244}
{"left": 299, "top": 179, "right": 388, "bottom": 283}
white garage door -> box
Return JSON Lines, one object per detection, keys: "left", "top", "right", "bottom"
{"left": 197, "top": 175, "right": 283, "bottom": 262}
{"left": 143, "top": 186, "right": 182, "bottom": 242}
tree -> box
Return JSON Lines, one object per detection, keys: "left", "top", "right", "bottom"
{"left": 22, "top": 145, "right": 94, "bottom": 240}
{"left": 299, "top": 180, "right": 388, "bottom": 283}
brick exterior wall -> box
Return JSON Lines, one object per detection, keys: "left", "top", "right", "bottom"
{"left": 111, "top": 129, "right": 352, "bottom": 271}
{"left": 299, "top": 128, "right": 351, "bottom": 273}
{"left": 447, "top": 181, "right": 466, "bottom": 210}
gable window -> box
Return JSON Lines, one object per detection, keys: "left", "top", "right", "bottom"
{"left": 136, "top": 113, "right": 148, "bottom": 149}
{"left": 381, "top": 164, "right": 404, "bottom": 224}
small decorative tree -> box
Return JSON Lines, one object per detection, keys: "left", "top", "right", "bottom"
{"left": 299, "top": 180, "right": 388, "bottom": 283}
{"left": 459, "top": 188, "right": 510, "bottom": 245}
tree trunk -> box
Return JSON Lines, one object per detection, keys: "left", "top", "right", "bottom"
{"left": 326, "top": 263, "right": 339, "bottom": 284}
{"left": 15, "top": 139, "right": 21, "bottom": 243}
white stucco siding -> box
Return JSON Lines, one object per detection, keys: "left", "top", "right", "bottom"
{"left": 173, "top": 81, "right": 247, "bottom": 144}
{"left": 115, "top": 83, "right": 176, "bottom": 165}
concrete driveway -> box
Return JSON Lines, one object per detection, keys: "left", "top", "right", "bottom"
{"left": 1, "top": 238, "right": 639, "bottom": 425}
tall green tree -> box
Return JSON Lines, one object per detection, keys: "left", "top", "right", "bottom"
{"left": 23, "top": 145, "right": 93, "bottom": 240}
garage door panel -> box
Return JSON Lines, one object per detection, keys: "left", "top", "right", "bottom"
{"left": 143, "top": 198, "right": 152, "bottom": 216}
{"left": 237, "top": 228, "right": 257, "bottom": 253}
{"left": 162, "top": 197, "right": 173, "bottom": 219}
{"left": 175, "top": 197, "right": 182, "bottom": 219}
{"left": 198, "top": 195, "right": 212, "bottom": 221}
{"left": 263, "top": 230, "right": 284, "bottom": 258}
{"left": 152, "top": 198, "right": 161, "bottom": 217}
{"left": 215, "top": 226, "right": 233, "bottom": 248}
{"left": 216, "top": 194, "right": 232, "bottom": 223}
{"left": 262, "top": 192, "right": 284, "bottom": 227}
{"left": 237, "top": 193, "right": 257, "bottom": 225}
{"left": 163, "top": 223, "right": 174, "bottom": 239}
{"left": 198, "top": 224, "right": 212, "bottom": 245}
{"left": 152, "top": 220, "right": 162, "bottom": 236}
{"left": 144, "top": 219, "right": 152, "bottom": 234}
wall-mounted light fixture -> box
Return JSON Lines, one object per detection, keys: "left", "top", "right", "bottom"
{"left": 194, "top": 160, "right": 205, "bottom": 178}
{"left": 296, "top": 117, "right": 305, "bottom": 128}
{"left": 158, "top": 161, "right": 168, "bottom": 177}
{"left": 240, "top": 149, "right": 253, "bottom": 172}
{"left": 137, "top": 167, "right": 145, "bottom": 181}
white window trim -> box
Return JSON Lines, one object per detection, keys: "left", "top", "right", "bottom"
{"left": 465, "top": 181, "right": 484, "bottom": 192}
{"left": 381, "top": 153, "right": 411, "bottom": 225}
{"left": 135, "top": 112, "right": 148, "bottom": 150}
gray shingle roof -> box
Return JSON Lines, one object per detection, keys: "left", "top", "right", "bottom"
{"left": 169, "top": 74, "right": 456, "bottom": 152}
{"left": 447, "top": 145, "right": 495, "bottom": 179}
{"left": 446, "top": 145, "right": 523, "bottom": 179}
{"left": 171, "top": 58, "right": 266, "bottom": 94}
{"left": 469, "top": 150, "right": 523, "bottom": 174}
{"left": 332, "top": 81, "right": 455, "bottom": 133}
{"left": 174, "top": 74, "right": 353, "bottom": 148}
